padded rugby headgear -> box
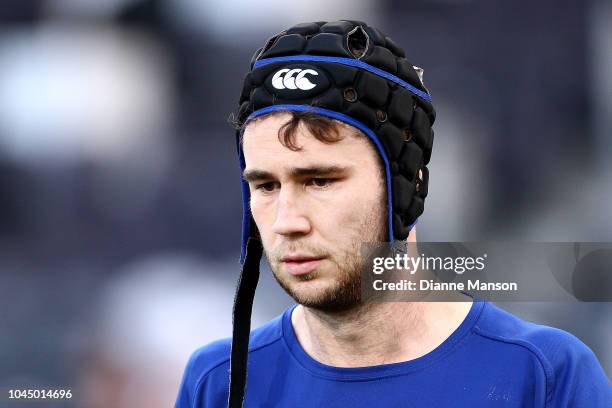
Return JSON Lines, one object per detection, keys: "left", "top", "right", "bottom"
{"left": 229, "top": 20, "right": 435, "bottom": 408}
{"left": 236, "top": 20, "right": 435, "bottom": 260}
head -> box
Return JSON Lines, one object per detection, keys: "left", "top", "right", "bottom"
{"left": 228, "top": 21, "right": 435, "bottom": 407}
{"left": 242, "top": 110, "right": 387, "bottom": 312}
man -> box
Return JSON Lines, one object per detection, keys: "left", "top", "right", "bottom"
{"left": 176, "top": 21, "right": 611, "bottom": 407}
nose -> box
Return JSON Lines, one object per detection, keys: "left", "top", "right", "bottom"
{"left": 271, "top": 186, "right": 311, "bottom": 237}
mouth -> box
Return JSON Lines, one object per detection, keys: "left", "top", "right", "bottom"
{"left": 280, "top": 255, "right": 325, "bottom": 276}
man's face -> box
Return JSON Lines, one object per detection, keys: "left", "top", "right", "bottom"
{"left": 242, "top": 113, "right": 386, "bottom": 312}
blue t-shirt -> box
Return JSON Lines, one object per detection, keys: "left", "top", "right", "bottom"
{"left": 176, "top": 301, "right": 611, "bottom": 407}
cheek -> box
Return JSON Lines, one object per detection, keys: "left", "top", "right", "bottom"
{"left": 250, "top": 195, "right": 272, "bottom": 230}
{"left": 315, "top": 179, "right": 385, "bottom": 235}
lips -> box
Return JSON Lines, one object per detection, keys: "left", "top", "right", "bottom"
{"left": 280, "top": 255, "right": 325, "bottom": 276}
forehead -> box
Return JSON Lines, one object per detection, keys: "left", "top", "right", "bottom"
{"left": 241, "top": 113, "right": 376, "bottom": 169}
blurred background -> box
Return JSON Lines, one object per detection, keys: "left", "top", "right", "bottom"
{"left": 0, "top": 0, "right": 610, "bottom": 406}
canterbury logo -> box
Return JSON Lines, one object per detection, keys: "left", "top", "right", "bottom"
{"left": 272, "top": 68, "right": 318, "bottom": 90}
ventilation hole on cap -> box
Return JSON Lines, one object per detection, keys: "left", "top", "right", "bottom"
{"left": 347, "top": 26, "right": 369, "bottom": 59}
{"left": 376, "top": 110, "right": 388, "bottom": 122}
{"left": 403, "top": 129, "right": 413, "bottom": 142}
{"left": 343, "top": 88, "right": 358, "bottom": 102}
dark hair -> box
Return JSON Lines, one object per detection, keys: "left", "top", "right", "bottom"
{"left": 233, "top": 110, "right": 356, "bottom": 151}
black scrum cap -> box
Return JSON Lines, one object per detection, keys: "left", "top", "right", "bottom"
{"left": 229, "top": 20, "right": 435, "bottom": 407}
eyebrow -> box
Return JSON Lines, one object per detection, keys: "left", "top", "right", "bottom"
{"left": 242, "top": 165, "right": 350, "bottom": 183}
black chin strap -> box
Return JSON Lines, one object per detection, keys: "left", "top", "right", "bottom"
{"left": 228, "top": 237, "right": 263, "bottom": 408}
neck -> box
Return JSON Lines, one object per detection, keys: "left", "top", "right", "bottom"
{"left": 291, "top": 298, "right": 472, "bottom": 367}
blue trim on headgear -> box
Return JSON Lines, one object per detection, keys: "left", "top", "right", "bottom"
{"left": 254, "top": 55, "right": 432, "bottom": 104}
{"left": 238, "top": 104, "right": 422, "bottom": 263}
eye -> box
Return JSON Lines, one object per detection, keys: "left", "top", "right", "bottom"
{"left": 307, "top": 178, "right": 334, "bottom": 188}
{"left": 255, "top": 181, "right": 278, "bottom": 192}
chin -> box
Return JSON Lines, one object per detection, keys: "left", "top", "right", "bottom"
{"left": 276, "top": 272, "right": 330, "bottom": 297}
{"left": 287, "top": 275, "right": 333, "bottom": 297}
{"left": 283, "top": 278, "right": 362, "bottom": 312}
{"left": 298, "top": 293, "right": 362, "bottom": 313}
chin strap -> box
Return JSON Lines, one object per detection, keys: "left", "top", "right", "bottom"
{"left": 228, "top": 237, "right": 263, "bottom": 408}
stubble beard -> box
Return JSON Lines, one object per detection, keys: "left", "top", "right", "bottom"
{"left": 265, "top": 201, "right": 387, "bottom": 313}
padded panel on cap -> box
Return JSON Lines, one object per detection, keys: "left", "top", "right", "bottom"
{"left": 393, "top": 213, "right": 410, "bottom": 240}
{"left": 304, "top": 33, "right": 353, "bottom": 57}
{"left": 407, "top": 196, "right": 424, "bottom": 220}
{"left": 345, "top": 101, "right": 378, "bottom": 130}
{"left": 312, "top": 88, "right": 344, "bottom": 111}
{"left": 396, "top": 58, "right": 425, "bottom": 92}
{"left": 362, "top": 46, "right": 397, "bottom": 75}
{"left": 355, "top": 71, "right": 389, "bottom": 108}
{"left": 393, "top": 175, "right": 415, "bottom": 211}
{"left": 320, "top": 20, "right": 354, "bottom": 34}
{"left": 384, "top": 37, "right": 405, "bottom": 58}
{"left": 250, "top": 87, "right": 273, "bottom": 110}
{"left": 259, "top": 32, "right": 286, "bottom": 60}
{"left": 390, "top": 161, "right": 400, "bottom": 175}
{"left": 286, "top": 22, "right": 322, "bottom": 36}
{"left": 325, "top": 65, "right": 359, "bottom": 87}
{"left": 250, "top": 64, "right": 272, "bottom": 86}
{"left": 410, "top": 107, "right": 432, "bottom": 150}
{"left": 377, "top": 123, "right": 404, "bottom": 161}
{"left": 416, "top": 98, "right": 436, "bottom": 122}
{"left": 259, "top": 34, "right": 307, "bottom": 58}
{"left": 364, "top": 26, "right": 386, "bottom": 46}
{"left": 388, "top": 90, "right": 414, "bottom": 128}
{"left": 399, "top": 142, "right": 424, "bottom": 179}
